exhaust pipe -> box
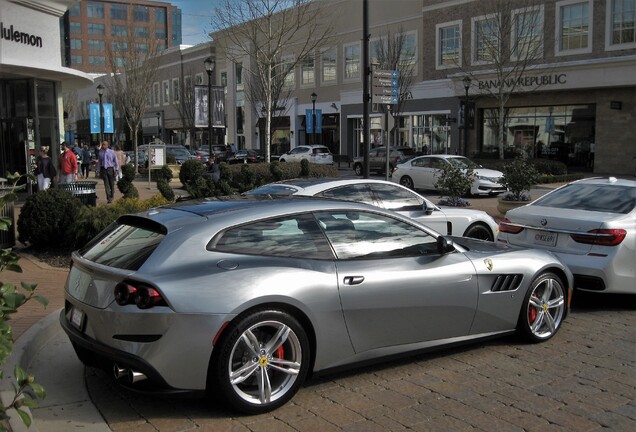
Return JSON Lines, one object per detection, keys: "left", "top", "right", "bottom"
{"left": 113, "top": 364, "right": 127, "bottom": 380}
{"left": 128, "top": 370, "right": 147, "bottom": 383}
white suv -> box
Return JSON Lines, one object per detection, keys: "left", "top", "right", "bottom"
{"left": 279, "top": 145, "right": 333, "bottom": 165}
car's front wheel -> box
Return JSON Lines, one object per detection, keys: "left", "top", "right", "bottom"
{"left": 463, "top": 223, "right": 493, "bottom": 241}
{"left": 210, "top": 309, "right": 310, "bottom": 414}
{"left": 518, "top": 272, "right": 566, "bottom": 343}
{"left": 399, "top": 176, "right": 414, "bottom": 189}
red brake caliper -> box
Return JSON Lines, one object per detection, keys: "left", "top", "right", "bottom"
{"left": 528, "top": 304, "right": 537, "bottom": 323}
{"left": 275, "top": 346, "right": 284, "bottom": 359}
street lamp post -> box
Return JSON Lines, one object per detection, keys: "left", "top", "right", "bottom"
{"left": 311, "top": 92, "right": 317, "bottom": 145}
{"left": 462, "top": 76, "right": 471, "bottom": 156}
{"left": 204, "top": 57, "right": 215, "bottom": 157}
{"left": 96, "top": 84, "right": 104, "bottom": 144}
{"left": 156, "top": 112, "right": 161, "bottom": 142}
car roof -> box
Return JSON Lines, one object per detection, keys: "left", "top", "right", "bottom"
{"left": 248, "top": 178, "right": 420, "bottom": 195}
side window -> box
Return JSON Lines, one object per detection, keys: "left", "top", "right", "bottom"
{"left": 370, "top": 184, "right": 424, "bottom": 211}
{"left": 314, "top": 211, "right": 438, "bottom": 260}
{"left": 412, "top": 158, "right": 428, "bottom": 168}
{"left": 316, "top": 184, "right": 375, "bottom": 205}
{"left": 211, "top": 214, "right": 332, "bottom": 259}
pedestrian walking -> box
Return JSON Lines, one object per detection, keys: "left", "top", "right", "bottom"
{"left": 33, "top": 146, "right": 57, "bottom": 191}
{"left": 58, "top": 141, "right": 78, "bottom": 184}
{"left": 98, "top": 141, "right": 120, "bottom": 203}
{"left": 114, "top": 144, "right": 126, "bottom": 181}
{"left": 80, "top": 145, "right": 91, "bottom": 178}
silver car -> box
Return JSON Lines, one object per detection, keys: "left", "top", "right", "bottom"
{"left": 61, "top": 197, "right": 572, "bottom": 414}
{"left": 247, "top": 178, "right": 499, "bottom": 241}
{"left": 393, "top": 155, "right": 506, "bottom": 196}
{"left": 497, "top": 177, "right": 636, "bottom": 294}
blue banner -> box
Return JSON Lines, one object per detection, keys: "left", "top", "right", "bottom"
{"left": 90, "top": 103, "right": 114, "bottom": 134}
{"left": 306, "top": 109, "right": 322, "bottom": 134}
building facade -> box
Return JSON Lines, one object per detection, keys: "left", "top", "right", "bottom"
{"left": 0, "top": 0, "right": 92, "bottom": 179}
{"left": 62, "top": 0, "right": 181, "bottom": 74}
{"left": 68, "top": 0, "right": 636, "bottom": 175}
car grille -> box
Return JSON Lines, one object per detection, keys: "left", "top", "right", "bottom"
{"left": 491, "top": 274, "right": 523, "bottom": 292}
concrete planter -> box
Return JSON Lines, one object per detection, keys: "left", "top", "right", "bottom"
{"left": 497, "top": 197, "right": 530, "bottom": 216}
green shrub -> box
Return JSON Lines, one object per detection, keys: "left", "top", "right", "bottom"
{"left": 269, "top": 160, "right": 283, "bottom": 181}
{"left": 179, "top": 159, "right": 204, "bottom": 186}
{"left": 300, "top": 159, "right": 310, "bottom": 177}
{"left": 17, "top": 188, "right": 82, "bottom": 250}
{"left": 434, "top": 162, "right": 474, "bottom": 207}
{"left": 500, "top": 157, "right": 541, "bottom": 201}
{"left": 157, "top": 178, "right": 175, "bottom": 202}
{"left": 149, "top": 165, "right": 174, "bottom": 182}
{"left": 117, "top": 163, "right": 139, "bottom": 199}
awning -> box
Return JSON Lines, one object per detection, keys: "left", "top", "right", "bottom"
{"left": 0, "top": 60, "right": 93, "bottom": 90}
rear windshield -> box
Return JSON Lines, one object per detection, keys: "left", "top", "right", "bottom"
{"left": 80, "top": 222, "right": 165, "bottom": 270}
{"left": 531, "top": 183, "right": 636, "bottom": 214}
{"left": 246, "top": 185, "right": 297, "bottom": 196}
{"left": 312, "top": 147, "right": 330, "bottom": 154}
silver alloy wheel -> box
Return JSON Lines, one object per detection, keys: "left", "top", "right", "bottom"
{"left": 400, "top": 176, "right": 414, "bottom": 190}
{"left": 525, "top": 275, "right": 565, "bottom": 340}
{"left": 228, "top": 320, "right": 302, "bottom": 405}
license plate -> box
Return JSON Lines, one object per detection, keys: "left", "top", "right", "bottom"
{"left": 533, "top": 231, "right": 557, "bottom": 247}
{"left": 71, "top": 307, "right": 85, "bottom": 331}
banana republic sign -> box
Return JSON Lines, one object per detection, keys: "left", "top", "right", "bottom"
{"left": 0, "top": 22, "right": 43, "bottom": 48}
{"left": 478, "top": 73, "right": 567, "bottom": 90}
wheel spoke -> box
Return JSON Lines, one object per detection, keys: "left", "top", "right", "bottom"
{"left": 230, "top": 361, "right": 259, "bottom": 385}
{"left": 240, "top": 329, "right": 261, "bottom": 357}
{"left": 547, "top": 295, "right": 564, "bottom": 309}
{"left": 257, "top": 366, "right": 272, "bottom": 404}
{"left": 264, "top": 324, "right": 291, "bottom": 355}
{"left": 541, "top": 280, "right": 554, "bottom": 302}
{"left": 268, "top": 358, "right": 301, "bottom": 375}
{"left": 544, "top": 311, "right": 557, "bottom": 334}
{"left": 529, "top": 295, "right": 542, "bottom": 309}
{"left": 530, "top": 309, "right": 545, "bottom": 333}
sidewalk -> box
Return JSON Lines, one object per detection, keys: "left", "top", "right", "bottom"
{"left": 1, "top": 177, "right": 557, "bottom": 432}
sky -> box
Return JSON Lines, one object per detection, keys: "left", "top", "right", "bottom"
{"left": 171, "top": 0, "right": 224, "bottom": 46}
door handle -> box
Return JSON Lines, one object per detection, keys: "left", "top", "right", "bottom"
{"left": 343, "top": 276, "right": 364, "bottom": 285}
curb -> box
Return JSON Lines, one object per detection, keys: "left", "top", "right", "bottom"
{"left": 2, "top": 309, "right": 62, "bottom": 432}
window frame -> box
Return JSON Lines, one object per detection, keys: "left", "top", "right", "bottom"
{"left": 471, "top": 14, "right": 499, "bottom": 65}
{"left": 605, "top": 0, "right": 636, "bottom": 50}
{"left": 436, "top": 20, "right": 462, "bottom": 70}
{"left": 343, "top": 42, "right": 361, "bottom": 81}
{"left": 321, "top": 47, "right": 337, "bottom": 85}
{"left": 511, "top": 5, "right": 545, "bottom": 61}
{"left": 555, "top": 0, "right": 593, "bottom": 56}
{"left": 162, "top": 80, "right": 170, "bottom": 105}
{"left": 86, "top": 1, "right": 105, "bottom": 18}
{"left": 301, "top": 52, "right": 315, "bottom": 86}
{"left": 153, "top": 82, "right": 160, "bottom": 107}
{"left": 172, "top": 78, "right": 180, "bottom": 104}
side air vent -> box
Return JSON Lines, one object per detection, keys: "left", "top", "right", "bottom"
{"left": 491, "top": 274, "right": 523, "bottom": 292}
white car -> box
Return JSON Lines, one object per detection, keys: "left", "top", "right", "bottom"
{"left": 393, "top": 155, "right": 506, "bottom": 196}
{"left": 497, "top": 177, "right": 636, "bottom": 294}
{"left": 247, "top": 178, "right": 499, "bottom": 240}
{"left": 279, "top": 145, "right": 333, "bottom": 165}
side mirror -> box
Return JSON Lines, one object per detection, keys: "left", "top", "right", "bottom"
{"left": 423, "top": 201, "right": 435, "bottom": 216}
{"left": 436, "top": 236, "right": 455, "bottom": 255}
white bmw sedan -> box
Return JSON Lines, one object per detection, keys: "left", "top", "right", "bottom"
{"left": 247, "top": 178, "right": 499, "bottom": 241}
{"left": 497, "top": 177, "right": 636, "bottom": 294}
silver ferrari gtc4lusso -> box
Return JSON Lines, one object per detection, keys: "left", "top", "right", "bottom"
{"left": 61, "top": 196, "right": 572, "bottom": 413}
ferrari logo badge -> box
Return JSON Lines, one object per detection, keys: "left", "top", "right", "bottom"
{"left": 484, "top": 259, "right": 493, "bottom": 271}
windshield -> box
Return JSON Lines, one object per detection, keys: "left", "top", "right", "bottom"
{"left": 246, "top": 185, "right": 297, "bottom": 196}
{"left": 447, "top": 157, "right": 476, "bottom": 169}
{"left": 531, "top": 183, "right": 636, "bottom": 214}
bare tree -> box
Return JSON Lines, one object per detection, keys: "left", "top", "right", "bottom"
{"left": 173, "top": 66, "right": 197, "bottom": 149}
{"left": 213, "top": 0, "right": 334, "bottom": 162}
{"left": 458, "top": 0, "right": 545, "bottom": 159}
{"left": 103, "top": 27, "right": 162, "bottom": 171}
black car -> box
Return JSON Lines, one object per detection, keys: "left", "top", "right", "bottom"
{"left": 227, "top": 150, "right": 264, "bottom": 164}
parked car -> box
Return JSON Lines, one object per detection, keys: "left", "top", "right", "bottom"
{"left": 247, "top": 178, "right": 499, "bottom": 240}
{"left": 227, "top": 149, "right": 264, "bottom": 164}
{"left": 279, "top": 145, "right": 333, "bottom": 164}
{"left": 61, "top": 196, "right": 571, "bottom": 413}
{"left": 352, "top": 146, "right": 418, "bottom": 176}
{"left": 191, "top": 149, "right": 209, "bottom": 164}
{"left": 139, "top": 144, "right": 198, "bottom": 165}
{"left": 205, "top": 145, "right": 230, "bottom": 161}
{"left": 497, "top": 177, "right": 636, "bottom": 294}
{"left": 392, "top": 155, "right": 506, "bottom": 196}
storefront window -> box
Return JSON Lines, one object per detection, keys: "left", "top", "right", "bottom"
{"left": 481, "top": 105, "right": 595, "bottom": 167}
{"left": 412, "top": 114, "right": 451, "bottom": 154}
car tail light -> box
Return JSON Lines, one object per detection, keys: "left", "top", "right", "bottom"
{"left": 570, "top": 229, "right": 627, "bottom": 246}
{"left": 498, "top": 218, "right": 524, "bottom": 234}
{"left": 114, "top": 282, "right": 167, "bottom": 309}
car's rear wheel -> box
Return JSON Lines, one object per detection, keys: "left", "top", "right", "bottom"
{"left": 211, "top": 309, "right": 310, "bottom": 414}
{"left": 279, "top": 159, "right": 286, "bottom": 163}
{"left": 400, "top": 176, "right": 414, "bottom": 190}
{"left": 353, "top": 163, "right": 363, "bottom": 176}
{"left": 463, "top": 223, "right": 493, "bottom": 241}
{"left": 518, "top": 272, "right": 566, "bottom": 343}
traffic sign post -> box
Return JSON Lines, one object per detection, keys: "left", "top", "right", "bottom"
{"left": 373, "top": 69, "right": 399, "bottom": 106}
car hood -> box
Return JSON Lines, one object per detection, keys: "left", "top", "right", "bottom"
{"left": 473, "top": 168, "right": 503, "bottom": 178}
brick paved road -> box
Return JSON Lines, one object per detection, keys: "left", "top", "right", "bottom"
{"left": 85, "top": 292, "right": 635, "bottom": 432}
